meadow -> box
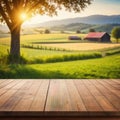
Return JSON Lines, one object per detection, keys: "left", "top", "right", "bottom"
{"left": 0, "top": 33, "right": 120, "bottom": 78}
{"left": 0, "top": 33, "right": 120, "bottom": 54}
{"left": 39, "top": 43, "right": 120, "bottom": 51}
{"left": 0, "top": 54, "right": 120, "bottom": 79}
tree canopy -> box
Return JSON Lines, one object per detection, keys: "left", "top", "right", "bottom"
{"left": 0, "top": 0, "right": 93, "bottom": 28}
{"left": 0, "top": 0, "right": 93, "bottom": 61}
{"left": 89, "top": 28, "right": 95, "bottom": 32}
{"left": 112, "top": 27, "right": 120, "bottom": 43}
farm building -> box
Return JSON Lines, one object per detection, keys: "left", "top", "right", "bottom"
{"left": 68, "top": 36, "right": 81, "bottom": 40}
{"left": 84, "top": 32, "right": 111, "bottom": 42}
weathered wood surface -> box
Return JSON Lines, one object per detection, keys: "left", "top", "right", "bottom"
{"left": 0, "top": 79, "right": 120, "bottom": 118}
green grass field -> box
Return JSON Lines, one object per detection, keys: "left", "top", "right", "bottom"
{"left": 0, "top": 33, "right": 120, "bottom": 79}
{"left": 0, "top": 54, "right": 120, "bottom": 79}
{"left": 0, "top": 33, "right": 120, "bottom": 57}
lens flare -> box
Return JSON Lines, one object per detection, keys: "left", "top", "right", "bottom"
{"left": 20, "top": 13, "right": 27, "bottom": 21}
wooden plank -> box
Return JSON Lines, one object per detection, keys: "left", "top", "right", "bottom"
{"left": 11, "top": 80, "right": 28, "bottom": 90}
{"left": 111, "top": 79, "right": 120, "bottom": 84}
{"left": 0, "top": 80, "right": 32, "bottom": 111}
{"left": 105, "top": 80, "right": 120, "bottom": 87}
{"left": 65, "top": 80, "right": 86, "bottom": 111}
{"left": 91, "top": 80, "right": 120, "bottom": 111}
{"left": 45, "top": 80, "right": 72, "bottom": 111}
{"left": 0, "top": 80, "right": 120, "bottom": 112}
{"left": 13, "top": 80, "right": 42, "bottom": 111}
{"left": 98, "top": 80, "right": 120, "bottom": 98}
{"left": 0, "top": 89, "right": 8, "bottom": 97}
{"left": 0, "top": 80, "right": 7, "bottom": 84}
{"left": 83, "top": 80, "right": 117, "bottom": 111}
{"left": 30, "top": 80, "right": 50, "bottom": 111}
{"left": 74, "top": 80, "right": 103, "bottom": 111}
{"left": 0, "top": 80, "right": 20, "bottom": 90}
{"left": 104, "top": 80, "right": 120, "bottom": 93}
{"left": 0, "top": 90, "right": 17, "bottom": 110}
{"left": 0, "top": 79, "right": 119, "bottom": 118}
{"left": 82, "top": 80, "right": 102, "bottom": 96}
{"left": 0, "top": 80, "right": 27, "bottom": 109}
{"left": 0, "top": 80, "right": 22, "bottom": 97}
{"left": 0, "top": 80, "right": 14, "bottom": 89}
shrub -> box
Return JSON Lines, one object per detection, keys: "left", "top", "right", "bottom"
{"left": 111, "top": 27, "right": 120, "bottom": 43}
{"left": 44, "top": 29, "right": 50, "bottom": 34}
{"left": 0, "top": 54, "right": 27, "bottom": 64}
{"left": 7, "top": 55, "right": 27, "bottom": 64}
{"left": 0, "top": 55, "right": 8, "bottom": 64}
{"left": 45, "top": 56, "right": 64, "bottom": 63}
{"left": 22, "top": 44, "right": 70, "bottom": 52}
{"left": 89, "top": 28, "right": 96, "bottom": 32}
{"left": 76, "top": 30, "right": 81, "bottom": 34}
{"left": 27, "top": 52, "right": 102, "bottom": 64}
{"left": 106, "top": 49, "right": 120, "bottom": 56}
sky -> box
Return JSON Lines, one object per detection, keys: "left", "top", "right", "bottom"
{"left": 24, "top": 0, "right": 120, "bottom": 25}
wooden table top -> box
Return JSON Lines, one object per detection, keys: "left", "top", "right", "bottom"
{"left": 0, "top": 79, "right": 120, "bottom": 117}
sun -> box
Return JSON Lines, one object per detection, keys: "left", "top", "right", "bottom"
{"left": 20, "top": 12, "right": 28, "bottom": 21}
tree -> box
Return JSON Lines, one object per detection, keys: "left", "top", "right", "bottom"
{"left": 61, "top": 30, "right": 65, "bottom": 34}
{"left": 44, "top": 29, "right": 50, "bottom": 34}
{"left": 0, "top": 0, "right": 93, "bottom": 60}
{"left": 112, "top": 27, "right": 120, "bottom": 43}
{"left": 76, "top": 30, "right": 81, "bottom": 34}
{"left": 89, "top": 28, "right": 95, "bottom": 32}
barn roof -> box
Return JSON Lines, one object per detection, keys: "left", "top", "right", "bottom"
{"left": 85, "top": 32, "right": 108, "bottom": 39}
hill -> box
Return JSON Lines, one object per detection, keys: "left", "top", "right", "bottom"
{"left": 39, "top": 15, "right": 120, "bottom": 27}
{"left": 49, "top": 23, "right": 120, "bottom": 33}
{"left": 50, "top": 23, "right": 93, "bottom": 32}
{"left": 0, "top": 15, "right": 120, "bottom": 35}
{"left": 82, "top": 24, "right": 120, "bottom": 33}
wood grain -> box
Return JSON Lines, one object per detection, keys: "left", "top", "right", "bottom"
{"left": 0, "top": 79, "right": 120, "bottom": 118}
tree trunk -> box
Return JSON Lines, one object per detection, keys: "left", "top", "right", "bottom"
{"left": 10, "top": 25, "right": 21, "bottom": 57}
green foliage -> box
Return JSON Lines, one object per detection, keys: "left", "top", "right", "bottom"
{"left": 0, "top": 54, "right": 27, "bottom": 64}
{"left": 112, "top": 27, "right": 120, "bottom": 43}
{"left": 0, "top": 0, "right": 93, "bottom": 28}
{"left": 0, "top": 55, "right": 8, "bottom": 64}
{"left": 1, "top": 48, "right": 120, "bottom": 65}
{"left": 23, "top": 52, "right": 102, "bottom": 64}
{"left": 105, "top": 49, "right": 120, "bottom": 56}
{"left": 89, "top": 28, "right": 95, "bottom": 32}
{"left": 0, "top": 51, "right": 102, "bottom": 64}
{"left": 76, "top": 30, "right": 81, "bottom": 34}
{"left": 7, "top": 55, "right": 27, "bottom": 64}
{"left": 22, "top": 44, "right": 71, "bottom": 52}
{"left": 44, "top": 29, "right": 51, "bottom": 34}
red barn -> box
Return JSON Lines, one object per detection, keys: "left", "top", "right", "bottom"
{"left": 85, "top": 32, "right": 111, "bottom": 43}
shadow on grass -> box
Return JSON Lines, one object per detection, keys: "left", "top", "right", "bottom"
{"left": 0, "top": 65, "right": 75, "bottom": 79}
{"left": 0, "top": 64, "right": 120, "bottom": 79}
